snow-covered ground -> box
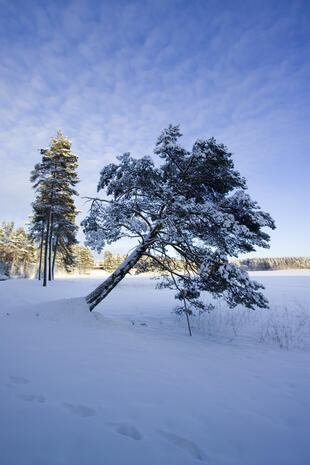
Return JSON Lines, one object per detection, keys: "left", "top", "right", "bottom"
{"left": 1, "top": 271, "right": 310, "bottom": 465}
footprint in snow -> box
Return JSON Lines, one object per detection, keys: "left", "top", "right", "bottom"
{"left": 62, "top": 402, "right": 96, "bottom": 417}
{"left": 10, "top": 376, "right": 30, "bottom": 385}
{"left": 17, "top": 393, "right": 46, "bottom": 403}
{"left": 157, "top": 429, "right": 204, "bottom": 461}
{"left": 115, "top": 423, "right": 142, "bottom": 440}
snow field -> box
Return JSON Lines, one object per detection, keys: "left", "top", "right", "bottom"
{"left": 0, "top": 272, "right": 310, "bottom": 465}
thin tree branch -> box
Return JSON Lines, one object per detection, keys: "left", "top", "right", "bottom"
{"left": 143, "top": 252, "right": 184, "bottom": 279}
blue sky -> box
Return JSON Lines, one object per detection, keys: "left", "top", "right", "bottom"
{"left": 0, "top": 0, "right": 309, "bottom": 258}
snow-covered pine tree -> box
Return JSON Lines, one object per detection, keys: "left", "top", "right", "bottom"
{"left": 10, "top": 227, "right": 36, "bottom": 276}
{"left": 0, "top": 222, "right": 36, "bottom": 277}
{"left": 0, "top": 221, "right": 15, "bottom": 276}
{"left": 30, "top": 131, "right": 79, "bottom": 286}
{"left": 103, "top": 250, "right": 115, "bottom": 272}
{"left": 74, "top": 245, "right": 95, "bottom": 274}
{"left": 82, "top": 125, "right": 275, "bottom": 313}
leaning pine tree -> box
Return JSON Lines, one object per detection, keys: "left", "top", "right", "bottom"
{"left": 82, "top": 125, "right": 275, "bottom": 319}
{"left": 30, "top": 131, "right": 79, "bottom": 285}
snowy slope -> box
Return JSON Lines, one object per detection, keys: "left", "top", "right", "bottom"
{"left": 0, "top": 273, "right": 310, "bottom": 465}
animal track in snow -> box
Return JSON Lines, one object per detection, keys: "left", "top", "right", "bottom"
{"left": 17, "top": 393, "right": 46, "bottom": 403}
{"left": 115, "top": 423, "right": 142, "bottom": 440}
{"left": 10, "top": 376, "right": 30, "bottom": 385}
{"left": 158, "top": 429, "right": 204, "bottom": 461}
{"left": 62, "top": 402, "right": 96, "bottom": 417}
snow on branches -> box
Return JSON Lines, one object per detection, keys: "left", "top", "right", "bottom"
{"left": 82, "top": 125, "right": 275, "bottom": 313}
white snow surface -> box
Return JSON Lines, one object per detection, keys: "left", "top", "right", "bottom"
{"left": 1, "top": 271, "right": 310, "bottom": 465}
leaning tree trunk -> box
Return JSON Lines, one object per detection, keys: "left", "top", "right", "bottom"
{"left": 86, "top": 226, "right": 161, "bottom": 311}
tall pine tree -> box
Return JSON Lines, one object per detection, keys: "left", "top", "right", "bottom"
{"left": 30, "top": 131, "right": 79, "bottom": 285}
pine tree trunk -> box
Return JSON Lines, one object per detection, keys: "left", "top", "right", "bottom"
{"left": 48, "top": 215, "right": 54, "bottom": 281}
{"left": 52, "top": 236, "right": 58, "bottom": 280}
{"left": 86, "top": 226, "right": 161, "bottom": 311}
{"left": 38, "top": 225, "right": 44, "bottom": 280}
{"left": 43, "top": 212, "right": 51, "bottom": 287}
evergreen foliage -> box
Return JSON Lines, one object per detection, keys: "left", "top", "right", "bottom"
{"left": 0, "top": 222, "right": 36, "bottom": 277}
{"left": 30, "top": 131, "right": 79, "bottom": 285}
{"left": 83, "top": 125, "right": 276, "bottom": 313}
{"left": 71, "top": 245, "right": 95, "bottom": 274}
{"left": 103, "top": 250, "right": 115, "bottom": 272}
{"left": 40, "top": 244, "right": 94, "bottom": 275}
{"left": 0, "top": 221, "right": 94, "bottom": 278}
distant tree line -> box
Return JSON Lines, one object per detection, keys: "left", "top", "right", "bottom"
{"left": 2, "top": 225, "right": 308, "bottom": 280}
{"left": 102, "top": 250, "right": 185, "bottom": 274}
{"left": 0, "top": 221, "right": 94, "bottom": 279}
{"left": 236, "top": 257, "right": 310, "bottom": 271}
{"left": 102, "top": 251, "right": 190, "bottom": 274}
{"left": 102, "top": 251, "right": 310, "bottom": 274}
